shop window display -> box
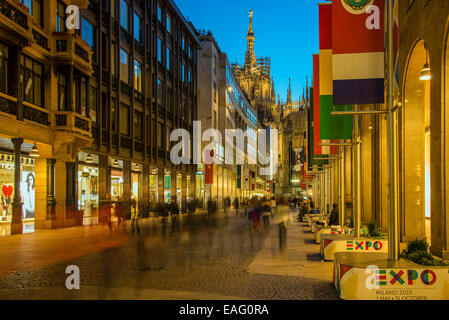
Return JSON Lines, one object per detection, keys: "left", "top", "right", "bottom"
{"left": 0, "top": 154, "right": 35, "bottom": 235}
{"left": 77, "top": 153, "right": 99, "bottom": 225}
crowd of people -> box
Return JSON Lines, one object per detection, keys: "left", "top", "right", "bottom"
{"left": 98, "top": 193, "right": 326, "bottom": 236}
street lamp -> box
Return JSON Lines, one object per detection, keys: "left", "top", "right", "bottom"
{"left": 85, "top": 154, "right": 94, "bottom": 164}
{"left": 29, "top": 144, "right": 40, "bottom": 158}
{"left": 420, "top": 49, "right": 431, "bottom": 81}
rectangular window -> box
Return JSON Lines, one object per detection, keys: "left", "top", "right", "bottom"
{"left": 21, "top": 55, "right": 43, "bottom": 107}
{"left": 111, "top": 42, "right": 116, "bottom": 76}
{"left": 166, "top": 126, "right": 171, "bottom": 151}
{"left": 120, "top": 48, "right": 129, "bottom": 84}
{"left": 111, "top": 0, "right": 115, "bottom": 19}
{"left": 134, "top": 60, "right": 141, "bottom": 92}
{"left": 120, "top": 0, "right": 129, "bottom": 31}
{"left": 89, "top": 86, "right": 97, "bottom": 125}
{"left": 213, "top": 55, "right": 217, "bottom": 75}
{"left": 157, "top": 2, "right": 163, "bottom": 22}
{"left": 57, "top": 72, "right": 66, "bottom": 111}
{"left": 167, "top": 89, "right": 172, "bottom": 113}
{"left": 166, "top": 47, "right": 171, "bottom": 71}
{"left": 21, "top": 0, "right": 43, "bottom": 26}
{"left": 134, "top": 111, "right": 143, "bottom": 140}
{"left": 182, "top": 64, "right": 185, "bottom": 83}
{"left": 81, "top": 18, "right": 96, "bottom": 62}
{"left": 157, "top": 79, "right": 164, "bottom": 106}
{"left": 80, "top": 78, "right": 87, "bottom": 116}
{"left": 157, "top": 122, "right": 163, "bottom": 148}
{"left": 120, "top": 104, "right": 130, "bottom": 136}
{"left": 0, "top": 43, "right": 8, "bottom": 94}
{"left": 111, "top": 98, "right": 116, "bottom": 132}
{"left": 157, "top": 38, "right": 163, "bottom": 63}
{"left": 56, "top": 0, "right": 66, "bottom": 32}
{"left": 166, "top": 13, "right": 172, "bottom": 33}
{"left": 134, "top": 12, "right": 142, "bottom": 42}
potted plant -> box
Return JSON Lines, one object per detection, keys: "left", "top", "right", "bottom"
{"left": 401, "top": 239, "right": 449, "bottom": 266}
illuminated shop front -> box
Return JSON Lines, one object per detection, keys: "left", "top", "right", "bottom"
{"left": 110, "top": 158, "right": 124, "bottom": 202}
{"left": 77, "top": 152, "right": 99, "bottom": 226}
{"left": 0, "top": 153, "right": 36, "bottom": 235}
{"left": 131, "top": 163, "right": 142, "bottom": 214}
{"left": 176, "top": 173, "right": 182, "bottom": 209}
{"left": 164, "top": 170, "right": 171, "bottom": 203}
{"left": 149, "top": 168, "right": 159, "bottom": 209}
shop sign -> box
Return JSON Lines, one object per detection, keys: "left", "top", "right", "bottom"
{"left": 346, "top": 240, "right": 383, "bottom": 251}
{"left": 336, "top": 262, "right": 449, "bottom": 300}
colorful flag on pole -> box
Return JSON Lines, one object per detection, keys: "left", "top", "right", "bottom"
{"left": 308, "top": 86, "right": 328, "bottom": 169}
{"left": 313, "top": 54, "right": 332, "bottom": 155}
{"left": 319, "top": 2, "right": 352, "bottom": 140}
{"left": 332, "top": 0, "right": 385, "bottom": 105}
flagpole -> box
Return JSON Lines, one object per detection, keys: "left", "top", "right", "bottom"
{"left": 352, "top": 105, "right": 361, "bottom": 237}
{"left": 339, "top": 141, "right": 345, "bottom": 227}
{"left": 387, "top": 0, "right": 400, "bottom": 261}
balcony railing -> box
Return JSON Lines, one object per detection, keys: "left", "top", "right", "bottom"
{"left": 51, "top": 31, "right": 93, "bottom": 75}
{"left": 54, "top": 111, "right": 92, "bottom": 137}
{"left": 23, "top": 101, "right": 49, "bottom": 126}
{"left": 0, "top": 92, "right": 17, "bottom": 116}
{"left": 0, "top": 0, "right": 29, "bottom": 30}
{"left": 120, "top": 135, "right": 132, "bottom": 150}
{"left": 32, "top": 26, "right": 49, "bottom": 51}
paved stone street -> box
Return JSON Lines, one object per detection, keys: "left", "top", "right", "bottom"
{"left": 0, "top": 210, "right": 338, "bottom": 300}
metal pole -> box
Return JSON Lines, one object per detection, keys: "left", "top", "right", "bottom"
{"left": 331, "top": 110, "right": 387, "bottom": 116}
{"left": 352, "top": 106, "right": 361, "bottom": 237}
{"left": 339, "top": 142, "right": 345, "bottom": 226}
{"left": 321, "top": 171, "right": 325, "bottom": 214}
{"left": 387, "top": 0, "right": 399, "bottom": 261}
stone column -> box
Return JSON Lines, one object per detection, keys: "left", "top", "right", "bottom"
{"left": 181, "top": 174, "right": 187, "bottom": 213}
{"left": 46, "top": 158, "right": 56, "bottom": 221}
{"left": 171, "top": 172, "right": 177, "bottom": 204}
{"left": 158, "top": 169, "right": 164, "bottom": 204}
{"left": 10, "top": 138, "right": 23, "bottom": 235}
{"left": 123, "top": 160, "right": 131, "bottom": 219}
{"left": 142, "top": 164, "right": 149, "bottom": 217}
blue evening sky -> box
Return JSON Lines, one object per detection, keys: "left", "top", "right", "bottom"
{"left": 174, "top": 0, "right": 322, "bottom": 103}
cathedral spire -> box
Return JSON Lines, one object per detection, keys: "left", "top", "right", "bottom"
{"left": 244, "top": 10, "right": 257, "bottom": 70}
{"left": 287, "top": 78, "right": 292, "bottom": 102}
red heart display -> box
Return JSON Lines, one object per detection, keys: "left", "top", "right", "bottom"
{"left": 2, "top": 185, "right": 13, "bottom": 199}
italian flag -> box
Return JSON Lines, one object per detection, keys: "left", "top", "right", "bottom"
{"left": 319, "top": 2, "right": 352, "bottom": 141}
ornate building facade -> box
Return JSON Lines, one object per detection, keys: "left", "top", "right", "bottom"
{"left": 231, "top": 10, "right": 276, "bottom": 124}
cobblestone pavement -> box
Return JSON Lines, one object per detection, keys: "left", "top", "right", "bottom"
{"left": 0, "top": 211, "right": 338, "bottom": 300}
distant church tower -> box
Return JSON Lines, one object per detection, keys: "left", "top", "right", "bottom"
{"left": 232, "top": 10, "right": 276, "bottom": 125}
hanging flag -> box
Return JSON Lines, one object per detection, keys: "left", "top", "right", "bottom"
{"left": 393, "top": 0, "right": 399, "bottom": 94}
{"left": 319, "top": 2, "right": 352, "bottom": 141}
{"left": 313, "top": 54, "right": 333, "bottom": 155}
{"left": 308, "top": 86, "right": 328, "bottom": 169}
{"left": 332, "top": 0, "right": 385, "bottom": 105}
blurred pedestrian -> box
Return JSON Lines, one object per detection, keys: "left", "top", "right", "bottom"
{"left": 329, "top": 203, "right": 339, "bottom": 226}
{"left": 234, "top": 197, "right": 239, "bottom": 215}
{"left": 261, "top": 197, "right": 272, "bottom": 232}
{"left": 131, "top": 196, "right": 140, "bottom": 234}
{"left": 115, "top": 199, "right": 124, "bottom": 232}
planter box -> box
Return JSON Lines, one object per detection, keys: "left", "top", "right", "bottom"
{"left": 321, "top": 235, "right": 388, "bottom": 261}
{"left": 334, "top": 252, "right": 449, "bottom": 300}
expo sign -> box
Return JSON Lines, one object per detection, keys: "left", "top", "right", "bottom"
{"left": 346, "top": 240, "right": 383, "bottom": 251}
{"left": 366, "top": 266, "right": 440, "bottom": 290}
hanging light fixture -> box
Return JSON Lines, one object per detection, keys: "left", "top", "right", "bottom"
{"left": 85, "top": 154, "right": 94, "bottom": 163}
{"left": 113, "top": 158, "right": 120, "bottom": 167}
{"left": 29, "top": 144, "right": 40, "bottom": 158}
{"left": 420, "top": 47, "right": 431, "bottom": 81}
